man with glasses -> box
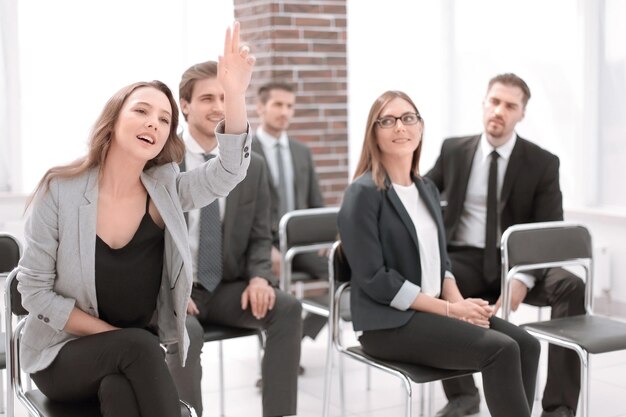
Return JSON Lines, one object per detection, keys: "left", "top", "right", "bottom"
{"left": 426, "top": 73, "right": 584, "bottom": 417}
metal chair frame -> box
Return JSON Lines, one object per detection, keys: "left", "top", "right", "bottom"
{"left": 322, "top": 241, "right": 473, "bottom": 417}
{"left": 500, "top": 221, "right": 626, "bottom": 417}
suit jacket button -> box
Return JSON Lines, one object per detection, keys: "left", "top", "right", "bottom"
{"left": 244, "top": 146, "right": 249, "bottom": 152}
{"left": 244, "top": 152, "right": 250, "bottom": 158}
{"left": 43, "top": 317, "right": 50, "bottom": 323}
{"left": 37, "top": 314, "right": 43, "bottom": 320}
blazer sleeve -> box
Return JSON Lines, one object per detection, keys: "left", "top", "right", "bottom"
{"left": 532, "top": 154, "right": 564, "bottom": 222}
{"left": 177, "top": 121, "right": 252, "bottom": 211}
{"left": 338, "top": 181, "right": 411, "bottom": 306}
{"left": 17, "top": 179, "right": 76, "bottom": 332}
{"left": 245, "top": 161, "right": 275, "bottom": 285}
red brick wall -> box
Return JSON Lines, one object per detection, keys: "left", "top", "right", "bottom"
{"left": 234, "top": 0, "right": 348, "bottom": 205}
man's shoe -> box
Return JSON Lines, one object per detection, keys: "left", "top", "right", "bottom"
{"left": 435, "top": 394, "right": 480, "bottom": 417}
{"left": 541, "top": 406, "right": 575, "bottom": 417}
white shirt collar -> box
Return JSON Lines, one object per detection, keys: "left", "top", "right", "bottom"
{"left": 479, "top": 132, "right": 517, "bottom": 163}
{"left": 183, "top": 129, "right": 219, "bottom": 157}
{"left": 256, "top": 126, "right": 289, "bottom": 148}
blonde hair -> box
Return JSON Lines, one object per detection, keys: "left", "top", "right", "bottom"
{"left": 29, "top": 80, "right": 184, "bottom": 204}
{"left": 353, "top": 90, "right": 423, "bottom": 189}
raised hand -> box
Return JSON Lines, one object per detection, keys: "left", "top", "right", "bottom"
{"left": 218, "top": 21, "right": 256, "bottom": 97}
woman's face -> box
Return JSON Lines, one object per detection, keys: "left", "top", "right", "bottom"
{"left": 375, "top": 97, "right": 422, "bottom": 159}
{"left": 111, "top": 87, "right": 173, "bottom": 162}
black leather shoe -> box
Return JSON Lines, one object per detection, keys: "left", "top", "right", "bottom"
{"left": 435, "top": 393, "right": 480, "bottom": 417}
{"left": 541, "top": 406, "right": 575, "bottom": 417}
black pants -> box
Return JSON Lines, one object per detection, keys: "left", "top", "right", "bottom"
{"left": 361, "top": 314, "right": 540, "bottom": 417}
{"left": 166, "top": 281, "right": 302, "bottom": 417}
{"left": 31, "top": 328, "right": 180, "bottom": 417}
{"left": 443, "top": 246, "right": 585, "bottom": 412}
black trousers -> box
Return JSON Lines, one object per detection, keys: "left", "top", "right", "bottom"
{"left": 31, "top": 328, "right": 180, "bottom": 417}
{"left": 443, "top": 246, "right": 586, "bottom": 412}
{"left": 166, "top": 281, "right": 302, "bottom": 417}
{"left": 361, "top": 313, "right": 540, "bottom": 417}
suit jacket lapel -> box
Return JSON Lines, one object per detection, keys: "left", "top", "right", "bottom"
{"left": 500, "top": 137, "right": 524, "bottom": 207}
{"left": 457, "top": 136, "right": 480, "bottom": 202}
{"left": 78, "top": 168, "right": 99, "bottom": 311}
{"left": 386, "top": 179, "right": 420, "bottom": 252}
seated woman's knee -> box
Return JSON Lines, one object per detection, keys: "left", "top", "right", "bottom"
{"left": 116, "top": 328, "right": 163, "bottom": 359}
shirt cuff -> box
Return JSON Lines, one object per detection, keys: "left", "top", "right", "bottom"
{"left": 513, "top": 272, "right": 536, "bottom": 290}
{"left": 444, "top": 270, "right": 455, "bottom": 281}
{"left": 390, "top": 280, "right": 422, "bottom": 311}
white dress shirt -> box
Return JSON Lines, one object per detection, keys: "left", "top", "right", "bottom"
{"left": 451, "top": 132, "right": 535, "bottom": 289}
{"left": 255, "top": 127, "right": 296, "bottom": 212}
{"left": 183, "top": 130, "right": 226, "bottom": 283}
{"left": 389, "top": 183, "right": 458, "bottom": 311}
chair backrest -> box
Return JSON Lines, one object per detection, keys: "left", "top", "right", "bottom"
{"left": 278, "top": 207, "right": 339, "bottom": 290}
{"left": 329, "top": 241, "right": 351, "bottom": 286}
{"left": 0, "top": 232, "right": 21, "bottom": 274}
{"left": 501, "top": 221, "right": 593, "bottom": 318}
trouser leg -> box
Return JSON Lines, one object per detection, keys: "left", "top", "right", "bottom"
{"left": 360, "top": 314, "right": 539, "bottom": 417}
{"left": 32, "top": 328, "right": 180, "bottom": 417}
{"left": 166, "top": 315, "right": 205, "bottom": 416}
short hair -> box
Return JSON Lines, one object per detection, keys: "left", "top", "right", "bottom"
{"left": 179, "top": 61, "right": 218, "bottom": 104}
{"left": 257, "top": 82, "right": 295, "bottom": 104}
{"left": 487, "top": 73, "right": 531, "bottom": 107}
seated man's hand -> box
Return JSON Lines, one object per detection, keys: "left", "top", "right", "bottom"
{"left": 187, "top": 298, "right": 200, "bottom": 316}
{"left": 494, "top": 279, "right": 529, "bottom": 315}
{"left": 241, "top": 277, "right": 276, "bottom": 320}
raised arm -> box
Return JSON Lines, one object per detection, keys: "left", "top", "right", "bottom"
{"left": 219, "top": 21, "right": 255, "bottom": 135}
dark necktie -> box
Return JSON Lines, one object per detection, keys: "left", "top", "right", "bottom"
{"left": 275, "top": 142, "right": 289, "bottom": 218}
{"left": 197, "top": 153, "right": 223, "bottom": 292}
{"left": 484, "top": 150, "right": 500, "bottom": 283}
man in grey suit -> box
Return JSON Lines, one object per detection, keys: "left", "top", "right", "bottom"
{"left": 166, "top": 61, "right": 302, "bottom": 417}
{"left": 251, "top": 82, "right": 329, "bottom": 343}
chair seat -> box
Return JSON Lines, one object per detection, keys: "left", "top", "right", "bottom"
{"left": 25, "top": 390, "right": 194, "bottom": 416}
{"left": 346, "top": 346, "right": 474, "bottom": 384}
{"left": 522, "top": 315, "right": 626, "bottom": 354}
{"left": 202, "top": 323, "right": 259, "bottom": 343}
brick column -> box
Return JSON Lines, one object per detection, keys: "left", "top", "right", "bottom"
{"left": 234, "top": 0, "right": 348, "bottom": 205}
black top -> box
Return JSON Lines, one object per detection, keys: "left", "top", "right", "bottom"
{"left": 95, "top": 194, "right": 164, "bottom": 329}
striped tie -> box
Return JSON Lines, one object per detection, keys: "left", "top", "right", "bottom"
{"left": 197, "top": 153, "right": 223, "bottom": 292}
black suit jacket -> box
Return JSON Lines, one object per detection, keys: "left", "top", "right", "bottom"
{"left": 426, "top": 134, "right": 563, "bottom": 244}
{"left": 251, "top": 135, "right": 325, "bottom": 242}
{"left": 182, "top": 152, "right": 275, "bottom": 286}
{"left": 337, "top": 172, "right": 451, "bottom": 332}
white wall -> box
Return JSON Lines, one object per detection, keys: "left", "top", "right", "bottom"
{"left": 17, "top": 0, "right": 233, "bottom": 192}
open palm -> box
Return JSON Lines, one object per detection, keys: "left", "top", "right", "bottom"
{"left": 218, "top": 21, "right": 255, "bottom": 96}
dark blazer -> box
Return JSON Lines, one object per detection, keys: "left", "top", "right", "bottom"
{"left": 426, "top": 134, "right": 563, "bottom": 244}
{"left": 337, "top": 172, "right": 451, "bottom": 332}
{"left": 182, "top": 152, "right": 275, "bottom": 286}
{"left": 251, "top": 135, "right": 324, "bottom": 242}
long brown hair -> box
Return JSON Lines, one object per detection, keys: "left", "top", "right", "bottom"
{"left": 29, "top": 81, "right": 184, "bottom": 202}
{"left": 353, "top": 90, "right": 423, "bottom": 189}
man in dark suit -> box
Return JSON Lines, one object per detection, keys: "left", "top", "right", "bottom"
{"left": 251, "top": 82, "right": 328, "bottom": 343}
{"left": 166, "top": 61, "right": 302, "bottom": 417}
{"left": 426, "top": 73, "right": 584, "bottom": 417}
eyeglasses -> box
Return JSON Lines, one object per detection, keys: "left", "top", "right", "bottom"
{"left": 376, "top": 112, "right": 422, "bottom": 129}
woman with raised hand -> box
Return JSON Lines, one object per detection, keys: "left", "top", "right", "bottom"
{"left": 17, "top": 22, "right": 254, "bottom": 417}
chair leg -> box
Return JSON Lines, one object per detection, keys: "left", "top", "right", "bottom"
{"left": 0, "top": 369, "right": 4, "bottom": 414}
{"left": 428, "top": 381, "right": 435, "bottom": 417}
{"left": 218, "top": 341, "right": 225, "bottom": 417}
{"left": 366, "top": 366, "right": 371, "bottom": 391}
{"left": 322, "top": 328, "right": 334, "bottom": 417}
{"left": 402, "top": 377, "right": 412, "bottom": 417}
{"left": 580, "top": 352, "right": 589, "bottom": 417}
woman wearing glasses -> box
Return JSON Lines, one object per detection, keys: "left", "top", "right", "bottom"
{"left": 338, "top": 90, "right": 540, "bottom": 417}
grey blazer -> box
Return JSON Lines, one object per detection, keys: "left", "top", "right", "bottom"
{"left": 337, "top": 172, "right": 451, "bottom": 332}
{"left": 17, "top": 127, "right": 251, "bottom": 374}
{"left": 251, "top": 136, "right": 324, "bottom": 242}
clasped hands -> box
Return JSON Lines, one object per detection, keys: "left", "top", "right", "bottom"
{"left": 448, "top": 298, "right": 494, "bottom": 328}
